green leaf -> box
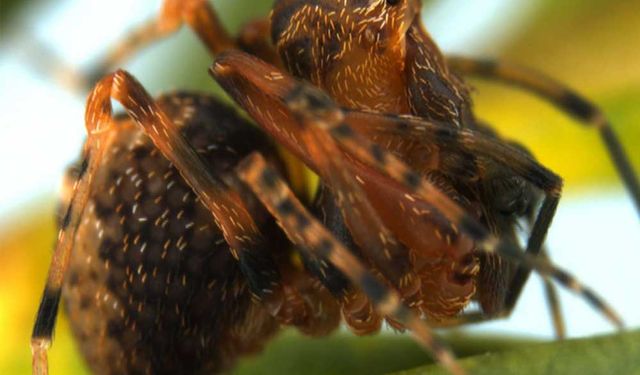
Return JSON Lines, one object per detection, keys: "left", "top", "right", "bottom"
{"left": 233, "top": 330, "right": 537, "bottom": 375}
{"left": 394, "top": 330, "right": 640, "bottom": 375}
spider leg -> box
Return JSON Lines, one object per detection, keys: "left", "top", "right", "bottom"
{"left": 503, "top": 211, "right": 567, "bottom": 338}
{"left": 293, "top": 121, "right": 426, "bottom": 329}
{"left": 341, "top": 110, "right": 614, "bottom": 335}
{"left": 448, "top": 56, "right": 640, "bottom": 215}
{"left": 304, "top": 86, "right": 624, "bottom": 330}
{"left": 31, "top": 85, "right": 117, "bottom": 375}
{"left": 236, "top": 152, "right": 465, "bottom": 375}
{"left": 294, "top": 113, "right": 422, "bottom": 302}
{"left": 541, "top": 265, "right": 567, "bottom": 339}
{"left": 307, "top": 185, "right": 392, "bottom": 334}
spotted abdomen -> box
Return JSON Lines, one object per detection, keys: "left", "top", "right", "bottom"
{"left": 61, "top": 93, "right": 281, "bottom": 374}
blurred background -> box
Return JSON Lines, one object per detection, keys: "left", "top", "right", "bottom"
{"left": 0, "top": 0, "right": 638, "bottom": 373}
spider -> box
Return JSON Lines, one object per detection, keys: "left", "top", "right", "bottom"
{"left": 30, "top": 0, "right": 639, "bottom": 374}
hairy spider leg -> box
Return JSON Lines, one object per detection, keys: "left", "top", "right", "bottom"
{"left": 210, "top": 45, "right": 431, "bottom": 328}
{"left": 331, "top": 109, "right": 625, "bottom": 330}
{"left": 236, "top": 152, "right": 466, "bottom": 375}
{"left": 30, "top": 84, "right": 114, "bottom": 375}
{"left": 448, "top": 56, "right": 640, "bottom": 215}
{"left": 209, "top": 51, "right": 623, "bottom": 331}
{"left": 447, "top": 56, "right": 638, "bottom": 333}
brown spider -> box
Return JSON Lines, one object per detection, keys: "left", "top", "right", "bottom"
{"left": 31, "top": 0, "right": 639, "bottom": 374}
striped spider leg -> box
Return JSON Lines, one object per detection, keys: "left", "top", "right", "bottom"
{"left": 236, "top": 152, "right": 464, "bottom": 375}
{"left": 448, "top": 56, "right": 640, "bottom": 215}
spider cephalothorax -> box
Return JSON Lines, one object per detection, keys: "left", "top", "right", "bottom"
{"left": 272, "top": 0, "right": 425, "bottom": 112}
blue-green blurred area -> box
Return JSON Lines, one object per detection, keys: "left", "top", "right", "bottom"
{"left": 0, "top": 1, "right": 638, "bottom": 374}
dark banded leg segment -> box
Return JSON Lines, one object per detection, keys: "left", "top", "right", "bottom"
{"left": 236, "top": 152, "right": 465, "bottom": 375}
{"left": 448, "top": 56, "right": 640, "bottom": 215}
{"left": 503, "top": 198, "right": 566, "bottom": 338}
{"left": 31, "top": 79, "right": 116, "bottom": 374}
{"left": 212, "top": 53, "right": 424, "bottom": 311}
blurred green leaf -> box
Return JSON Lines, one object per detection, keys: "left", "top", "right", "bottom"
{"left": 0, "top": 0, "right": 26, "bottom": 25}
{"left": 234, "top": 330, "right": 539, "bottom": 375}
{"left": 503, "top": 0, "right": 640, "bottom": 91}
{"left": 395, "top": 330, "right": 640, "bottom": 375}
{"left": 470, "top": 83, "right": 640, "bottom": 190}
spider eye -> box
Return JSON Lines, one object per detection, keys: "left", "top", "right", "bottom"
{"left": 386, "top": 0, "right": 401, "bottom": 6}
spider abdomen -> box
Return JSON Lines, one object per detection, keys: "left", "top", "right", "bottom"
{"left": 61, "top": 93, "right": 282, "bottom": 374}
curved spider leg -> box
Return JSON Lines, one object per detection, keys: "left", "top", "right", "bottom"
{"left": 30, "top": 88, "right": 115, "bottom": 375}
{"left": 32, "top": 70, "right": 325, "bottom": 374}
{"left": 236, "top": 152, "right": 465, "bottom": 375}
{"left": 16, "top": 0, "right": 226, "bottom": 93}
{"left": 447, "top": 56, "right": 640, "bottom": 215}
